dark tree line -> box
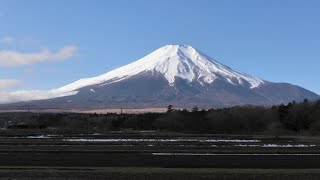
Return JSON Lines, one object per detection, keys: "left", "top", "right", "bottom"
{"left": 0, "top": 99, "right": 320, "bottom": 135}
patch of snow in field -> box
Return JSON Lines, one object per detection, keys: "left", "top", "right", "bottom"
{"left": 235, "top": 144, "right": 317, "bottom": 148}
{"left": 26, "top": 135, "right": 50, "bottom": 139}
{"left": 263, "top": 144, "right": 316, "bottom": 148}
{"left": 139, "top": 130, "right": 157, "bottom": 133}
{"left": 204, "top": 139, "right": 260, "bottom": 143}
{"left": 63, "top": 138, "right": 261, "bottom": 143}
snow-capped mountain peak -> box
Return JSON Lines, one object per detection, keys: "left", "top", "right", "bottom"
{"left": 57, "top": 45, "right": 264, "bottom": 93}
{"left": 2, "top": 45, "right": 318, "bottom": 107}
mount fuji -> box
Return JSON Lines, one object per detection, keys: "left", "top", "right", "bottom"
{"left": 2, "top": 45, "right": 319, "bottom": 109}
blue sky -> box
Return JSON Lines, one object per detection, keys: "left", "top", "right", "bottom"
{"left": 0, "top": 0, "right": 320, "bottom": 95}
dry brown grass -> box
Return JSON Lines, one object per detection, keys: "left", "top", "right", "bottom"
{"left": 0, "top": 108, "right": 167, "bottom": 114}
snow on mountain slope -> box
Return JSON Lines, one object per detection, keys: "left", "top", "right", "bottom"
{"left": 57, "top": 45, "right": 264, "bottom": 93}
{"left": 2, "top": 45, "right": 318, "bottom": 106}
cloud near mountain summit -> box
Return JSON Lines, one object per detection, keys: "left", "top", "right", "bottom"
{"left": 0, "top": 45, "right": 78, "bottom": 67}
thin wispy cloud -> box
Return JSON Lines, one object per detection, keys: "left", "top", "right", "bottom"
{"left": 0, "top": 36, "right": 14, "bottom": 44}
{"left": 0, "top": 45, "right": 78, "bottom": 67}
{"left": 0, "top": 36, "right": 43, "bottom": 48}
{"left": 0, "top": 79, "right": 22, "bottom": 90}
{"left": 0, "top": 90, "right": 77, "bottom": 104}
{"left": 23, "top": 68, "right": 33, "bottom": 74}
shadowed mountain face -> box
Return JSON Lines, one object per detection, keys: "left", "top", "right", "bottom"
{"left": 1, "top": 45, "right": 319, "bottom": 109}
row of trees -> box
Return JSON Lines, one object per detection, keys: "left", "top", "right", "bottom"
{"left": 0, "top": 99, "right": 320, "bottom": 135}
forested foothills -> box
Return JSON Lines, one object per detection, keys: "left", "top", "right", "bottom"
{"left": 0, "top": 99, "right": 320, "bottom": 135}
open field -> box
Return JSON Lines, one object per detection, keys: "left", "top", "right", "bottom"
{"left": 0, "top": 168, "right": 320, "bottom": 180}
{"left": 0, "top": 134, "right": 319, "bottom": 168}
{"left": 0, "top": 134, "right": 319, "bottom": 179}
{"left": 1, "top": 151, "right": 320, "bottom": 168}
